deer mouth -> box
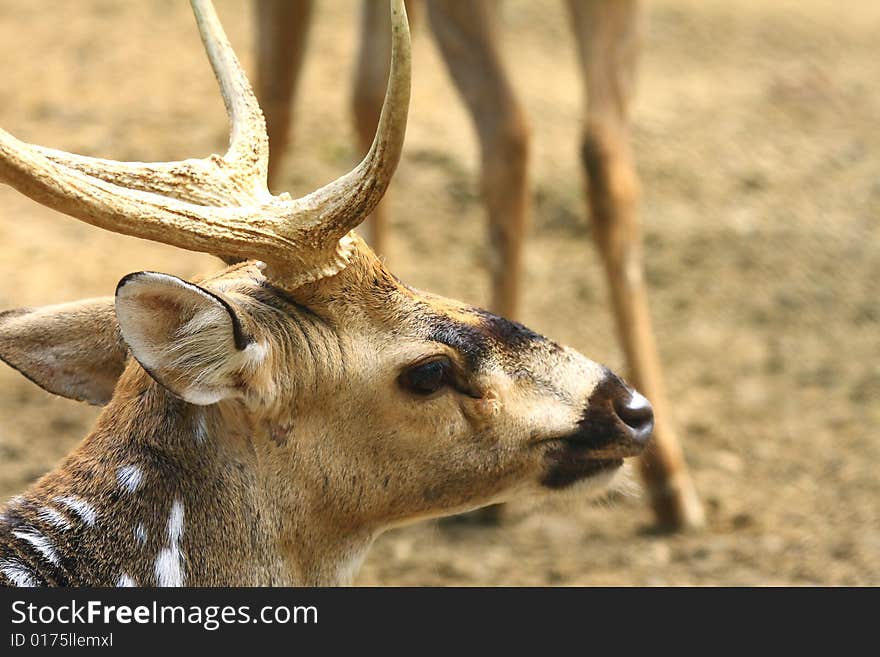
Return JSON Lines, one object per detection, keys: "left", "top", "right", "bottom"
{"left": 538, "top": 424, "right": 647, "bottom": 489}
{"left": 540, "top": 438, "right": 625, "bottom": 489}
{"left": 539, "top": 376, "right": 653, "bottom": 489}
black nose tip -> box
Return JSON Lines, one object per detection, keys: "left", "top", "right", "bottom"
{"left": 613, "top": 390, "right": 654, "bottom": 445}
{"left": 574, "top": 372, "right": 655, "bottom": 455}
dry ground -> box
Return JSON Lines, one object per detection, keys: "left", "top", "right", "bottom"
{"left": 0, "top": 0, "right": 877, "bottom": 585}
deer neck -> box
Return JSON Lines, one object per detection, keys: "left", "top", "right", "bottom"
{"left": 0, "top": 367, "right": 373, "bottom": 587}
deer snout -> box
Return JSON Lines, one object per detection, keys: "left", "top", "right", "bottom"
{"left": 539, "top": 371, "right": 654, "bottom": 490}
{"left": 613, "top": 388, "right": 654, "bottom": 447}
{"left": 573, "top": 372, "right": 654, "bottom": 457}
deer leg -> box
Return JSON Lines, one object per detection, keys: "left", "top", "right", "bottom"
{"left": 254, "top": 0, "right": 314, "bottom": 190}
{"left": 427, "top": 1, "right": 530, "bottom": 525}
{"left": 566, "top": 0, "right": 704, "bottom": 531}
{"left": 427, "top": 0, "right": 530, "bottom": 320}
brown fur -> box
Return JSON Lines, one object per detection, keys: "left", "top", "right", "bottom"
{"left": 0, "top": 245, "right": 648, "bottom": 586}
{"left": 0, "top": 1, "right": 652, "bottom": 586}
{"left": 0, "top": 299, "right": 126, "bottom": 405}
{"left": 255, "top": 0, "right": 704, "bottom": 530}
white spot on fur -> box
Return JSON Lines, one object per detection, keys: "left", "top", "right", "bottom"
{"left": 12, "top": 529, "right": 60, "bottom": 566}
{"left": 116, "top": 573, "right": 137, "bottom": 587}
{"left": 54, "top": 495, "right": 97, "bottom": 527}
{"left": 194, "top": 412, "right": 208, "bottom": 444}
{"left": 167, "top": 499, "right": 184, "bottom": 544}
{"left": 37, "top": 507, "right": 72, "bottom": 531}
{"left": 243, "top": 340, "right": 268, "bottom": 364}
{"left": 116, "top": 465, "right": 143, "bottom": 494}
{"left": 154, "top": 549, "right": 184, "bottom": 587}
{"left": 0, "top": 558, "right": 40, "bottom": 587}
{"left": 154, "top": 499, "right": 185, "bottom": 587}
{"left": 134, "top": 523, "right": 147, "bottom": 546}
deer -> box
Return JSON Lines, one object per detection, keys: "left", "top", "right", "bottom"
{"left": 0, "top": 0, "right": 656, "bottom": 587}
{"left": 254, "top": 0, "right": 704, "bottom": 530}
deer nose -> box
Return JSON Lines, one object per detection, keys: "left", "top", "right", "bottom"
{"left": 573, "top": 371, "right": 655, "bottom": 456}
{"left": 613, "top": 389, "right": 654, "bottom": 446}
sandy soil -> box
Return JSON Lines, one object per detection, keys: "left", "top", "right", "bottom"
{"left": 0, "top": 0, "right": 877, "bottom": 585}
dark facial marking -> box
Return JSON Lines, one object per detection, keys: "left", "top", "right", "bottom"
{"left": 426, "top": 316, "right": 491, "bottom": 370}
{"left": 540, "top": 456, "right": 623, "bottom": 489}
{"left": 540, "top": 373, "right": 646, "bottom": 489}
{"left": 424, "top": 307, "right": 553, "bottom": 373}
{"left": 566, "top": 375, "right": 631, "bottom": 451}
{"left": 467, "top": 308, "right": 552, "bottom": 351}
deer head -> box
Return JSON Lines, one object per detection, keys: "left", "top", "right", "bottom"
{"left": 0, "top": 0, "right": 653, "bottom": 586}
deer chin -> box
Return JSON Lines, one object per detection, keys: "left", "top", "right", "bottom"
{"left": 538, "top": 438, "right": 628, "bottom": 490}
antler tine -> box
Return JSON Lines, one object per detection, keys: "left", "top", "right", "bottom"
{"left": 286, "top": 0, "right": 411, "bottom": 243}
{"left": 0, "top": 0, "right": 411, "bottom": 289}
{"left": 190, "top": 0, "right": 269, "bottom": 183}
{"left": 0, "top": 128, "right": 291, "bottom": 256}
{"left": 25, "top": 149, "right": 259, "bottom": 207}
{"left": 22, "top": 0, "right": 271, "bottom": 207}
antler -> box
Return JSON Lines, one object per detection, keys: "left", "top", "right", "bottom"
{"left": 0, "top": 0, "right": 411, "bottom": 288}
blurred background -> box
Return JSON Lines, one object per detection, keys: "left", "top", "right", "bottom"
{"left": 0, "top": 0, "right": 877, "bottom": 585}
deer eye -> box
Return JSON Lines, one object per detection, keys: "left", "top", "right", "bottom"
{"left": 399, "top": 358, "right": 452, "bottom": 396}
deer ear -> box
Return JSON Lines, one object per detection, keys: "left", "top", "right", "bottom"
{"left": 0, "top": 298, "right": 128, "bottom": 406}
{"left": 114, "top": 272, "right": 266, "bottom": 405}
